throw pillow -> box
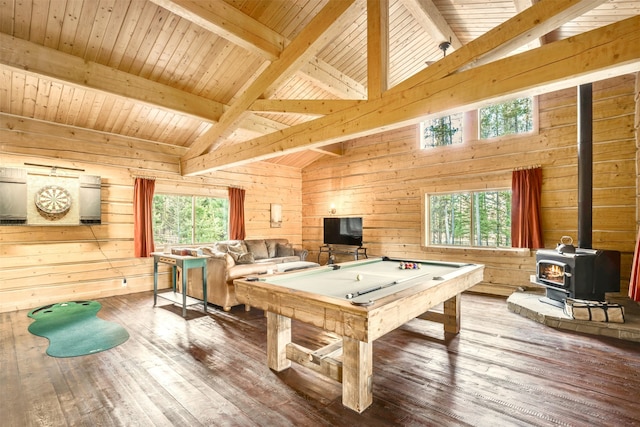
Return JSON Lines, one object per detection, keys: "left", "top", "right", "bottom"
{"left": 276, "top": 243, "right": 294, "bottom": 257}
{"left": 236, "top": 252, "right": 255, "bottom": 264}
{"left": 225, "top": 244, "right": 253, "bottom": 263}
{"left": 245, "top": 240, "right": 269, "bottom": 259}
{"left": 227, "top": 249, "right": 255, "bottom": 264}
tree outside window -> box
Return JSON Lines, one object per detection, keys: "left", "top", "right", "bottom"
{"left": 427, "top": 190, "right": 511, "bottom": 247}
{"left": 420, "top": 112, "right": 463, "bottom": 148}
{"left": 153, "top": 194, "right": 228, "bottom": 245}
{"left": 479, "top": 97, "right": 533, "bottom": 139}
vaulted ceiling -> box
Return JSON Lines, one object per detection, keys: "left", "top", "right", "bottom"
{"left": 1, "top": 0, "right": 639, "bottom": 175}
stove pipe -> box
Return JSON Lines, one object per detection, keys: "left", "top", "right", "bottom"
{"left": 577, "top": 84, "right": 593, "bottom": 249}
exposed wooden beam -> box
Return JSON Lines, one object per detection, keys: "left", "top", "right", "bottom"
{"left": 514, "top": 0, "right": 546, "bottom": 49}
{"left": 149, "top": 0, "right": 284, "bottom": 60}
{"left": 399, "top": 0, "right": 462, "bottom": 50}
{"left": 311, "top": 143, "right": 344, "bottom": 157}
{"left": 0, "top": 113, "right": 188, "bottom": 157}
{"left": 298, "top": 59, "right": 367, "bottom": 101}
{"left": 391, "top": 0, "right": 608, "bottom": 94}
{"left": 250, "top": 99, "right": 365, "bottom": 115}
{"left": 0, "top": 113, "right": 185, "bottom": 173}
{"left": 0, "top": 34, "right": 285, "bottom": 136}
{"left": 367, "top": 0, "right": 389, "bottom": 99}
{"left": 181, "top": 0, "right": 361, "bottom": 161}
{"left": 0, "top": 34, "right": 223, "bottom": 122}
{"left": 181, "top": 15, "right": 640, "bottom": 175}
{"left": 151, "top": 0, "right": 366, "bottom": 100}
{"left": 461, "top": 0, "right": 608, "bottom": 70}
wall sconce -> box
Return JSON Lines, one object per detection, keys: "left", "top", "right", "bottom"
{"left": 270, "top": 203, "right": 282, "bottom": 228}
{"left": 329, "top": 203, "right": 336, "bottom": 215}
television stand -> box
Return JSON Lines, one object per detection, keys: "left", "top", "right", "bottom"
{"left": 318, "top": 245, "right": 367, "bottom": 264}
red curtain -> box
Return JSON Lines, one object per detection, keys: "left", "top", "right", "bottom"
{"left": 629, "top": 228, "right": 640, "bottom": 301}
{"left": 228, "top": 187, "right": 246, "bottom": 240}
{"left": 511, "top": 167, "right": 544, "bottom": 249}
{"left": 133, "top": 178, "right": 155, "bottom": 257}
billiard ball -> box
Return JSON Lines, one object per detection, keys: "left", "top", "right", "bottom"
{"left": 356, "top": 274, "right": 363, "bottom": 281}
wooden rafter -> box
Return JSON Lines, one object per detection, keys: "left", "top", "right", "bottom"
{"left": 367, "top": 0, "right": 389, "bottom": 99}
{"left": 149, "top": 0, "right": 284, "bottom": 60}
{"left": 150, "top": 0, "right": 367, "bottom": 101}
{"left": 390, "top": 0, "right": 609, "bottom": 94}
{"left": 399, "top": 0, "right": 462, "bottom": 51}
{"left": 249, "top": 99, "right": 366, "bottom": 115}
{"left": 0, "top": 33, "right": 285, "bottom": 136}
{"left": 459, "top": 0, "right": 609, "bottom": 70}
{"left": 180, "top": 14, "right": 640, "bottom": 175}
{"left": 181, "top": 0, "right": 362, "bottom": 161}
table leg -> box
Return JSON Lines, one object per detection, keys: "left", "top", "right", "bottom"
{"left": 202, "top": 265, "right": 208, "bottom": 313}
{"left": 342, "top": 336, "right": 373, "bottom": 413}
{"left": 181, "top": 266, "right": 187, "bottom": 318}
{"left": 171, "top": 266, "right": 177, "bottom": 292}
{"left": 443, "top": 293, "right": 462, "bottom": 334}
{"left": 153, "top": 259, "right": 158, "bottom": 306}
{"left": 266, "top": 312, "right": 291, "bottom": 371}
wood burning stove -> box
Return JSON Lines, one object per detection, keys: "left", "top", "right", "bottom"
{"left": 534, "top": 248, "right": 620, "bottom": 306}
{"left": 532, "top": 84, "right": 622, "bottom": 307}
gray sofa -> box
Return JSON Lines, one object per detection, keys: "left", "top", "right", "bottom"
{"left": 186, "top": 239, "right": 310, "bottom": 311}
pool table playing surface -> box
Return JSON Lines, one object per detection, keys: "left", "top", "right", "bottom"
{"left": 234, "top": 257, "right": 484, "bottom": 413}
{"left": 259, "top": 258, "right": 469, "bottom": 305}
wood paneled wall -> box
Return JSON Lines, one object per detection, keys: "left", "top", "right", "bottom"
{"left": 0, "top": 74, "right": 636, "bottom": 312}
{"left": 302, "top": 74, "right": 638, "bottom": 296}
{"left": 0, "top": 115, "right": 301, "bottom": 312}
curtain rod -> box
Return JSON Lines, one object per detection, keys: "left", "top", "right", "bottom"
{"left": 514, "top": 164, "right": 541, "bottom": 171}
{"left": 133, "top": 175, "right": 156, "bottom": 180}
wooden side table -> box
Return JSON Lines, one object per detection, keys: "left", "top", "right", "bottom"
{"left": 152, "top": 252, "right": 209, "bottom": 317}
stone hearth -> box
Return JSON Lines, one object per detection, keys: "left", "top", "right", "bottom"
{"left": 507, "top": 291, "right": 640, "bottom": 342}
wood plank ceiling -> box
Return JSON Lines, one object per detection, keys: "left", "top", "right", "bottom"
{"left": 1, "top": 0, "right": 639, "bottom": 174}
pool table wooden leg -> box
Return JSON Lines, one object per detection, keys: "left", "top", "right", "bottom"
{"left": 342, "top": 336, "right": 373, "bottom": 413}
{"left": 443, "top": 293, "right": 462, "bottom": 334}
{"left": 266, "top": 311, "right": 292, "bottom": 371}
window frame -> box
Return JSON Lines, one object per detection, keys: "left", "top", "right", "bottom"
{"left": 417, "top": 96, "right": 539, "bottom": 148}
{"left": 419, "top": 111, "right": 465, "bottom": 149}
{"left": 477, "top": 96, "right": 539, "bottom": 141}
{"left": 152, "top": 192, "right": 229, "bottom": 246}
{"left": 422, "top": 188, "right": 513, "bottom": 250}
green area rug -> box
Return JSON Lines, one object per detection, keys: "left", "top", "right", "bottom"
{"left": 28, "top": 300, "right": 129, "bottom": 358}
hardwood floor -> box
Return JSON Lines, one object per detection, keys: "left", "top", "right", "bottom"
{"left": 2, "top": 291, "right": 639, "bottom": 427}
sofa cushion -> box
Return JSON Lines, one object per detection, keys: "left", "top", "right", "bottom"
{"left": 227, "top": 262, "right": 276, "bottom": 280}
{"left": 265, "top": 239, "right": 289, "bottom": 258}
{"left": 245, "top": 239, "right": 269, "bottom": 259}
{"left": 229, "top": 250, "right": 255, "bottom": 264}
{"left": 215, "top": 240, "right": 247, "bottom": 254}
{"left": 276, "top": 243, "right": 294, "bottom": 257}
{"left": 255, "top": 256, "right": 300, "bottom": 264}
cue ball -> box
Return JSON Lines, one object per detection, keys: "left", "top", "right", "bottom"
{"left": 356, "top": 274, "right": 363, "bottom": 281}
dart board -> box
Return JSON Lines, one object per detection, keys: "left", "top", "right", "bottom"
{"left": 34, "top": 185, "right": 72, "bottom": 219}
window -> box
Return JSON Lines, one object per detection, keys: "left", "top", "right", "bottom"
{"left": 479, "top": 97, "right": 533, "bottom": 139}
{"left": 153, "top": 194, "right": 229, "bottom": 245}
{"left": 427, "top": 190, "right": 511, "bottom": 247}
{"left": 420, "top": 112, "right": 463, "bottom": 148}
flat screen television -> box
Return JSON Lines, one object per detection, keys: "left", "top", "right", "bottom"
{"left": 323, "top": 217, "right": 363, "bottom": 246}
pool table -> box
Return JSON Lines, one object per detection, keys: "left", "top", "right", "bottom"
{"left": 234, "top": 256, "right": 484, "bottom": 413}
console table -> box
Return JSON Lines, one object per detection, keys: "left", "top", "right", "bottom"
{"left": 152, "top": 252, "right": 208, "bottom": 318}
{"left": 317, "top": 245, "right": 367, "bottom": 264}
